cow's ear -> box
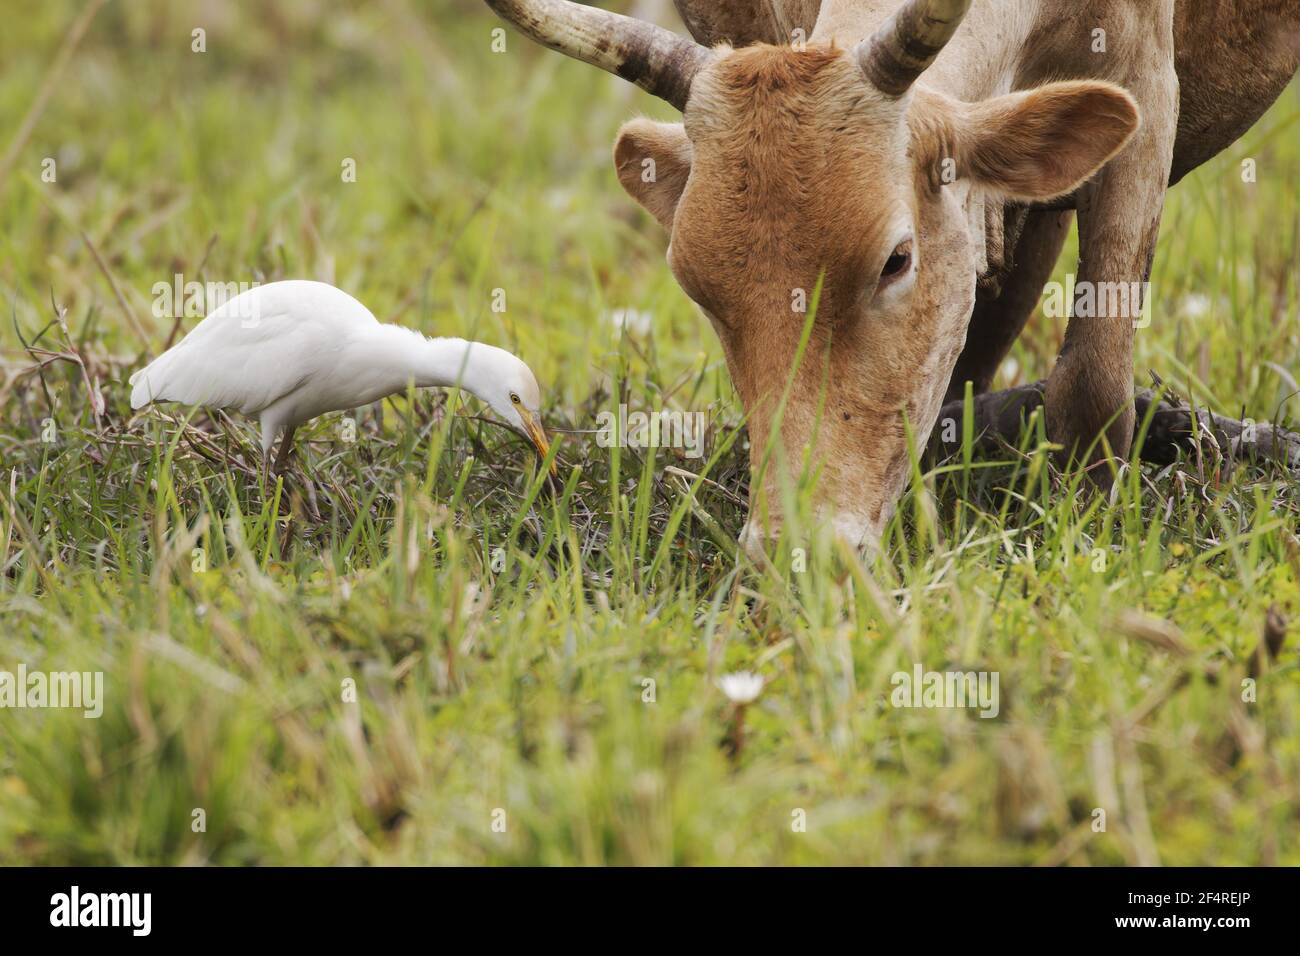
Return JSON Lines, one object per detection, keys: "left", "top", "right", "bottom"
{"left": 614, "top": 119, "right": 693, "bottom": 231}
{"left": 951, "top": 81, "right": 1140, "bottom": 201}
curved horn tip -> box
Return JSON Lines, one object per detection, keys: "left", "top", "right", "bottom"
{"left": 483, "top": 0, "right": 712, "bottom": 112}
{"left": 857, "top": 0, "right": 973, "bottom": 97}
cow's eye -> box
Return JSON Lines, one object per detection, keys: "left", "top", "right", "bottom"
{"left": 880, "top": 239, "right": 913, "bottom": 284}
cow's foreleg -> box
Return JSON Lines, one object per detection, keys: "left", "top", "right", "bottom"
{"left": 930, "top": 381, "right": 1300, "bottom": 469}
{"left": 1044, "top": 41, "right": 1179, "bottom": 479}
{"left": 946, "top": 208, "right": 1074, "bottom": 403}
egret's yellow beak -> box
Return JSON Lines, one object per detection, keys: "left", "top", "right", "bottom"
{"left": 520, "top": 409, "right": 558, "bottom": 479}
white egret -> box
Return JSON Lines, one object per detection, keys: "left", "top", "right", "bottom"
{"left": 130, "top": 279, "right": 555, "bottom": 477}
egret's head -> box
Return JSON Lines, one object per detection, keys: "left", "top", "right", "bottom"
{"left": 481, "top": 351, "right": 556, "bottom": 478}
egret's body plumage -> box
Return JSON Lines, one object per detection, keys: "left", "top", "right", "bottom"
{"left": 131, "top": 280, "right": 551, "bottom": 471}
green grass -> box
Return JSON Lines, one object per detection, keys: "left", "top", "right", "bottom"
{"left": 1, "top": 0, "right": 1297, "bottom": 865}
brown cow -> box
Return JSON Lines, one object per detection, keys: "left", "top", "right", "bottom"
{"left": 486, "top": 0, "right": 1299, "bottom": 555}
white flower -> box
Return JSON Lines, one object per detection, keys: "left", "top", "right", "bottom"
{"left": 604, "top": 308, "right": 654, "bottom": 335}
{"left": 1181, "top": 293, "right": 1212, "bottom": 318}
{"left": 717, "top": 671, "right": 765, "bottom": 704}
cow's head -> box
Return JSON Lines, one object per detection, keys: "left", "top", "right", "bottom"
{"left": 487, "top": 0, "right": 1139, "bottom": 555}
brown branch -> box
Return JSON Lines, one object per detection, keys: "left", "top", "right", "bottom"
{"left": 80, "top": 228, "right": 152, "bottom": 345}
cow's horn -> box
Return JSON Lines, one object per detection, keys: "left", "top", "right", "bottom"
{"left": 855, "top": 0, "right": 971, "bottom": 97}
{"left": 484, "top": 0, "right": 713, "bottom": 112}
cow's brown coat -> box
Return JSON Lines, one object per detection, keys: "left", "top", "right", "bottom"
{"left": 492, "top": 0, "right": 1300, "bottom": 553}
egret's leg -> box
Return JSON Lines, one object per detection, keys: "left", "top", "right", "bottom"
{"left": 259, "top": 421, "right": 278, "bottom": 487}
{"left": 273, "top": 426, "right": 297, "bottom": 476}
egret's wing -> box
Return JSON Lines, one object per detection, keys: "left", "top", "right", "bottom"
{"left": 130, "top": 281, "right": 374, "bottom": 413}
{"left": 168, "top": 280, "right": 378, "bottom": 350}
{"left": 132, "top": 311, "right": 304, "bottom": 413}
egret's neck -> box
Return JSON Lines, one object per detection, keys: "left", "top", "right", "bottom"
{"left": 368, "top": 325, "right": 495, "bottom": 402}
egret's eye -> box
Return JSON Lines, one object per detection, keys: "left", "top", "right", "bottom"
{"left": 509, "top": 392, "right": 521, "bottom": 405}
{"left": 880, "top": 239, "right": 913, "bottom": 286}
